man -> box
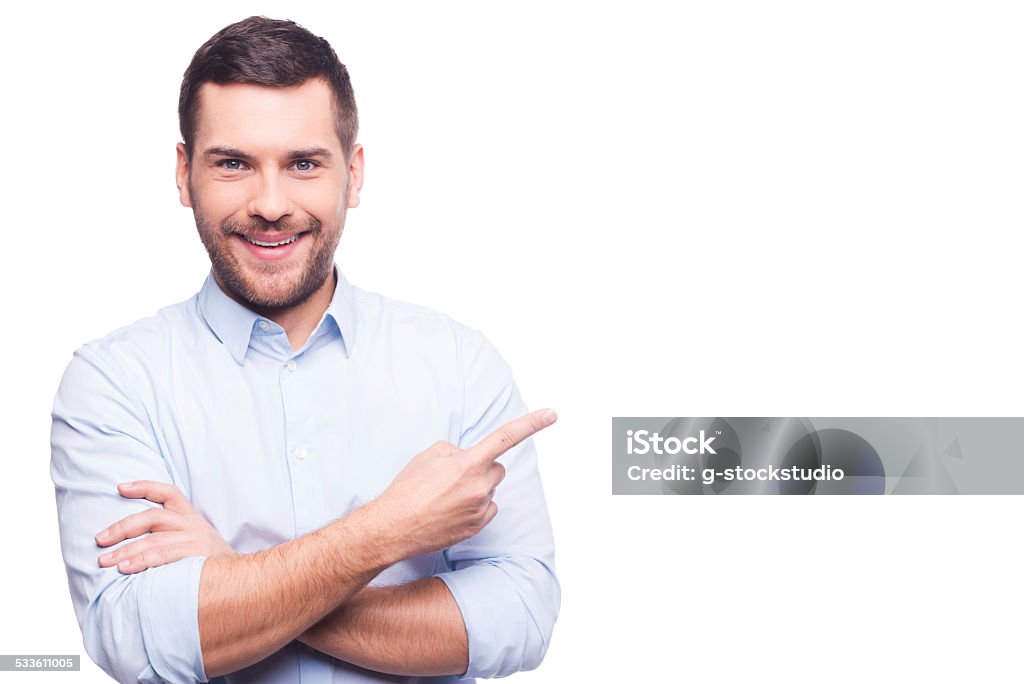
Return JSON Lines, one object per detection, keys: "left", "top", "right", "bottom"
{"left": 50, "top": 16, "right": 559, "bottom": 683}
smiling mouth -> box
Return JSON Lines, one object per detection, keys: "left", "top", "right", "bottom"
{"left": 241, "top": 233, "right": 304, "bottom": 248}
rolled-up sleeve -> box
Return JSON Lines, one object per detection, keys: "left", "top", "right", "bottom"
{"left": 50, "top": 345, "right": 208, "bottom": 684}
{"left": 434, "top": 329, "right": 560, "bottom": 679}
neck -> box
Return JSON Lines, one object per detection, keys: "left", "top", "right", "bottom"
{"left": 217, "top": 269, "right": 337, "bottom": 352}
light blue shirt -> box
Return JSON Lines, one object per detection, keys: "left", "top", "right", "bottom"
{"left": 50, "top": 267, "right": 559, "bottom": 683}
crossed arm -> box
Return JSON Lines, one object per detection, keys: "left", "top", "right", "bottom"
{"left": 96, "top": 478, "right": 467, "bottom": 675}
{"left": 53, "top": 341, "right": 559, "bottom": 682}
{"left": 192, "top": 506, "right": 469, "bottom": 678}
{"left": 297, "top": 575, "right": 467, "bottom": 675}
{"left": 89, "top": 408, "right": 556, "bottom": 679}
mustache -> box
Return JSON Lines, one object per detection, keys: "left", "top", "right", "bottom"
{"left": 221, "top": 215, "right": 321, "bottom": 236}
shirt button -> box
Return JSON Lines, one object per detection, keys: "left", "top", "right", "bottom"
{"left": 294, "top": 447, "right": 307, "bottom": 460}
{"left": 257, "top": 320, "right": 270, "bottom": 332}
{"left": 286, "top": 359, "right": 297, "bottom": 372}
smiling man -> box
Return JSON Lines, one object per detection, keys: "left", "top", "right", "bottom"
{"left": 50, "top": 16, "right": 559, "bottom": 684}
{"left": 185, "top": 76, "right": 355, "bottom": 352}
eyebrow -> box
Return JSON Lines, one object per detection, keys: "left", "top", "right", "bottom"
{"left": 202, "top": 146, "right": 334, "bottom": 161}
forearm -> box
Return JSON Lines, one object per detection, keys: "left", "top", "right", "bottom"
{"left": 199, "top": 501, "right": 396, "bottom": 678}
{"left": 202, "top": 405, "right": 553, "bottom": 678}
{"left": 297, "top": 577, "right": 468, "bottom": 677}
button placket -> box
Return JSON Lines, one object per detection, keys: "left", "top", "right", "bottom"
{"left": 280, "top": 354, "right": 315, "bottom": 536}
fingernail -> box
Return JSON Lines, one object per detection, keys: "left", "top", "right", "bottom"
{"left": 99, "top": 553, "right": 112, "bottom": 564}
{"left": 96, "top": 529, "right": 109, "bottom": 541}
{"left": 118, "top": 560, "right": 131, "bottom": 570}
{"left": 542, "top": 409, "right": 558, "bottom": 425}
{"left": 119, "top": 482, "right": 134, "bottom": 489}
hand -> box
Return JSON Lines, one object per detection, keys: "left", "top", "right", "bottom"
{"left": 373, "top": 408, "right": 557, "bottom": 560}
{"left": 95, "top": 481, "right": 237, "bottom": 574}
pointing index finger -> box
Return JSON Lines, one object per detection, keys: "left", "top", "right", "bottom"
{"left": 467, "top": 408, "right": 558, "bottom": 463}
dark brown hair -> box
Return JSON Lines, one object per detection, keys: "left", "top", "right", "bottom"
{"left": 178, "top": 16, "right": 358, "bottom": 159}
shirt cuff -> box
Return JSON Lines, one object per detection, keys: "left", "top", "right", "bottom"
{"left": 138, "top": 555, "right": 208, "bottom": 683}
{"left": 435, "top": 562, "right": 528, "bottom": 680}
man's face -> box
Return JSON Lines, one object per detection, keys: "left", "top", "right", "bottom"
{"left": 175, "top": 78, "right": 363, "bottom": 310}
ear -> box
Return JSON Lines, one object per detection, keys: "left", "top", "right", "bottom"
{"left": 175, "top": 143, "right": 193, "bottom": 208}
{"left": 346, "top": 143, "right": 365, "bottom": 209}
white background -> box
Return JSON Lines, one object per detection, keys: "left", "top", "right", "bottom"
{"left": 2, "top": 1, "right": 1022, "bottom": 682}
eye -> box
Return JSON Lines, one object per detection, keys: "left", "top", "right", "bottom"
{"left": 292, "top": 159, "right": 319, "bottom": 173}
{"left": 217, "top": 159, "right": 248, "bottom": 172}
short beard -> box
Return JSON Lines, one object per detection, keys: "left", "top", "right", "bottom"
{"left": 191, "top": 186, "right": 340, "bottom": 311}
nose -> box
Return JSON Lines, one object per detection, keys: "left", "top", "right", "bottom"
{"left": 246, "top": 170, "right": 294, "bottom": 222}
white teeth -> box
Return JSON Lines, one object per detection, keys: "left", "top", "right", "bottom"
{"left": 243, "top": 234, "right": 301, "bottom": 247}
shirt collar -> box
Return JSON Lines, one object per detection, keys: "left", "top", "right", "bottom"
{"left": 197, "top": 265, "right": 358, "bottom": 365}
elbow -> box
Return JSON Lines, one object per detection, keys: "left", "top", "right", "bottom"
{"left": 483, "top": 556, "right": 560, "bottom": 677}
{"left": 517, "top": 559, "right": 560, "bottom": 673}
{"left": 442, "top": 554, "right": 560, "bottom": 679}
{"left": 79, "top": 560, "right": 208, "bottom": 684}
{"left": 519, "top": 626, "right": 553, "bottom": 673}
{"left": 81, "top": 576, "right": 153, "bottom": 684}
